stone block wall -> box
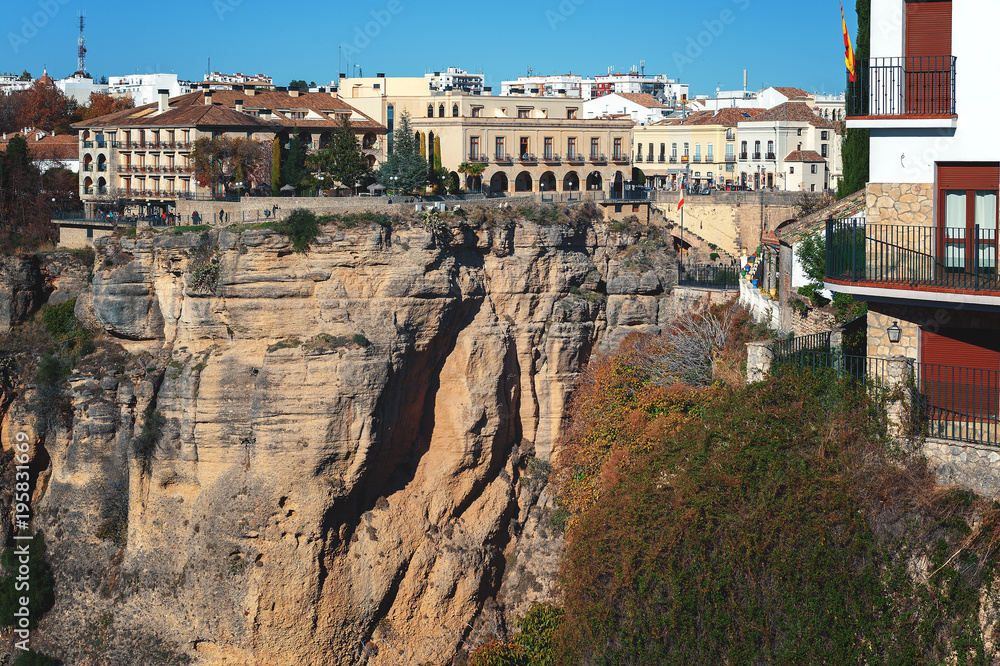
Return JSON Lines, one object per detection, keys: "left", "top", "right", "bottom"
{"left": 923, "top": 440, "right": 1000, "bottom": 498}
{"left": 865, "top": 182, "right": 934, "bottom": 226}
{"left": 867, "top": 305, "right": 920, "bottom": 359}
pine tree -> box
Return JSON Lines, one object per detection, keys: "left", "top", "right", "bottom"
{"left": 282, "top": 136, "right": 307, "bottom": 194}
{"left": 375, "top": 110, "right": 428, "bottom": 194}
{"left": 271, "top": 137, "right": 281, "bottom": 196}
{"left": 310, "top": 116, "right": 369, "bottom": 194}
{"left": 838, "top": 0, "right": 871, "bottom": 199}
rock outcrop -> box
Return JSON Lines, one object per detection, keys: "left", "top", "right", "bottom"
{"left": 3, "top": 216, "right": 695, "bottom": 665}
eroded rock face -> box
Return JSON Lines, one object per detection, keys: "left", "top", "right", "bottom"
{"left": 26, "top": 219, "right": 686, "bottom": 665}
{"left": 0, "top": 255, "right": 43, "bottom": 334}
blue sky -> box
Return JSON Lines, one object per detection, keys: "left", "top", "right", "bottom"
{"left": 4, "top": 0, "right": 857, "bottom": 97}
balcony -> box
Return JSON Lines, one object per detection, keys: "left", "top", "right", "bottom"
{"left": 635, "top": 155, "right": 644, "bottom": 162}
{"left": 752, "top": 152, "right": 761, "bottom": 160}
{"left": 824, "top": 218, "right": 1000, "bottom": 303}
{"left": 83, "top": 186, "right": 93, "bottom": 194}
{"left": 739, "top": 152, "right": 748, "bottom": 160}
{"left": 692, "top": 156, "right": 702, "bottom": 163}
{"left": 468, "top": 154, "right": 488, "bottom": 164}
{"left": 543, "top": 153, "right": 561, "bottom": 163}
{"left": 669, "top": 156, "right": 678, "bottom": 163}
{"left": 658, "top": 156, "right": 666, "bottom": 163}
{"left": 766, "top": 152, "right": 775, "bottom": 160}
{"left": 97, "top": 164, "right": 107, "bottom": 172}
{"left": 518, "top": 153, "right": 537, "bottom": 164}
{"left": 495, "top": 154, "right": 514, "bottom": 164}
{"left": 82, "top": 141, "right": 93, "bottom": 148}
{"left": 847, "top": 56, "right": 957, "bottom": 128}
{"left": 82, "top": 164, "right": 93, "bottom": 172}
{"left": 566, "top": 153, "right": 584, "bottom": 164}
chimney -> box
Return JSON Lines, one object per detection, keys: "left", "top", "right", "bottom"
{"left": 204, "top": 90, "right": 213, "bottom": 105}
{"left": 245, "top": 85, "right": 256, "bottom": 96}
{"left": 330, "top": 88, "right": 338, "bottom": 97}
{"left": 259, "top": 108, "right": 272, "bottom": 121}
{"left": 235, "top": 99, "right": 244, "bottom": 113}
{"left": 158, "top": 89, "right": 169, "bottom": 113}
{"left": 289, "top": 89, "right": 300, "bottom": 98}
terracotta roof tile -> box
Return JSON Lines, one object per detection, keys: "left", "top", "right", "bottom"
{"left": 612, "top": 92, "right": 668, "bottom": 109}
{"left": 739, "top": 102, "right": 835, "bottom": 128}
{"left": 784, "top": 150, "right": 825, "bottom": 162}
{"left": 0, "top": 132, "right": 78, "bottom": 161}
{"left": 772, "top": 87, "right": 811, "bottom": 100}
{"left": 776, "top": 190, "right": 865, "bottom": 244}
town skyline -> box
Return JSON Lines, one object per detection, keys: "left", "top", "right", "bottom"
{"left": 5, "top": 0, "right": 858, "bottom": 96}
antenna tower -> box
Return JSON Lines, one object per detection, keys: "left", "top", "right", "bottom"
{"left": 77, "top": 12, "right": 87, "bottom": 76}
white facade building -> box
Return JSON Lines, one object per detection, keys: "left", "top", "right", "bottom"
{"left": 0, "top": 73, "right": 31, "bottom": 95}
{"left": 500, "top": 71, "right": 687, "bottom": 105}
{"left": 55, "top": 74, "right": 108, "bottom": 104}
{"left": 425, "top": 67, "right": 485, "bottom": 95}
{"left": 108, "top": 73, "right": 186, "bottom": 106}
{"left": 500, "top": 74, "right": 585, "bottom": 98}
{"left": 204, "top": 71, "right": 272, "bottom": 86}
{"left": 583, "top": 93, "right": 672, "bottom": 125}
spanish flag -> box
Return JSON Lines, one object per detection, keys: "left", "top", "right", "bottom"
{"left": 842, "top": 1, "right": 856, "bottom": 82}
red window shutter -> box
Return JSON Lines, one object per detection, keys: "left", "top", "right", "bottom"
{"left": 921, "top": 328, "right": 1000, "bottom": 421}
{"left": 937, "top": 164, "right": 1000, "bottom": 191}
{"left": 905, "top": 1, "right": 952, "bottom": 58}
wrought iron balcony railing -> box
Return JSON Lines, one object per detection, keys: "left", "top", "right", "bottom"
{"left": 825, "top": 218, "right": 1000, "bottom": 294}
{"left": 847, "top": 56, "right": 957, "bottom": 118}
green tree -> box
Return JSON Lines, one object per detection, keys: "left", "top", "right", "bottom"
{"left": 288, "top": 79, "right": 309, "bottom": 92}
{"left": 375, "top": 110, "right": 427, "bottom": 194}
{"left": 13, "top": 650, "right": 61, "bottom": 666}
{"left": 307, "top": 116, "right": 368, "bottom": 194}
{"left": 19, "top": 70, "right": 31, "bottom": 81}
{"left": 632, "top": 166, "right": 646, "bottom": 187}
{"left": 838, "top": 0, "right": 870, "bottom": 199}
{"left": 281, "top": 136, "right": 308, "bottom": 194}
{"left": 0, "top": 135, "right": 54, "bottom": 252}
{"left": 271, "top": 137, "right": 281, "bottom": 196}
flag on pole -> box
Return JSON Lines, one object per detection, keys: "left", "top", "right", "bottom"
{"left": 842, "top": 1, "right": 857, "bottom": 82}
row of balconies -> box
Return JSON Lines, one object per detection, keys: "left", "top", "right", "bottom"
{"left": 118, "top": 165, "right": 191, "bottom": 174}
{"left": 468, "top": 153, "right": 628, "bottom": 165}
{"left": 81, "top": 164, "right": 107, "bottom": 172}
{"left": 636, "top": 155, "right": 739, "bottom": 164}
{"left": 110, "top": 141, "right": 194, "bottom": 150}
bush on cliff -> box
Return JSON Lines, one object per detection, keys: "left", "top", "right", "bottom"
{"left": 550, "top": 356, "right": 1000, "bottom": 664}
{"left": 272, "top": 208, "right": 319, "bottom": 252}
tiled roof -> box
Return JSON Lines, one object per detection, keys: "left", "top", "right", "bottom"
{"left": 776, "top": 190, "right": 865, "bottom": 245}
{"left": 613, "top": 92, "right": 669, "bottom": 109}
{"left": 73, "top": 90, "right": 385, "bottom": 131}
{"left": 784, "top": 150, "right": 825, "bottom": 162}
{"left": 739, "top": 102, "right": 835, "bottom": 128}
{"left": 679, "top": 108, "right": 766, "bottom": 127}
{"left": 0, "top": 132, "right": 78, "bottom": 161}
{"left": 772, "top": 87, "right": 811, "bottom": 100}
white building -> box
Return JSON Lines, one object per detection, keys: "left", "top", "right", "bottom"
{"left": 736, "top": 102, "right": 840, "bottom": 191}
{"left": 500, "top": 74, "right": 585, "bottom": 98}
{"left": 204, "top": 71, "right": 273, "bottom": 86}
{"left": 0, "top": 73, "right": 31, "bottom": 95}
{"left": 500, "top": 70, "right": 687, "bottom": 105}
{"left": 583, "top": 93, "right": 673, "bottom": 126}
{"left": 425, "top": 67, "right": 485, "bottom": 95}
{"left": 108, "top": 73, "right": 186, "bottom": 106}
{"left": 55, "top": 74, "right": 108, "bottom": 104}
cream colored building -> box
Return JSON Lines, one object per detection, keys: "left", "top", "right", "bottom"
{"left": 338, "top": 78, "right": 634, "bottom": 195}
{"left": 633, "top": 108, "right": 765, "bottom": 190}
{"left": 73, "top": 88, "right": 386, "bottom": 216}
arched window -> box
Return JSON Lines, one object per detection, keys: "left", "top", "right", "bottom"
{"left": 438, "top": 104, "right": 445, "bottom": 118}
{"left": 452, "top": 104, "right": 459, "bottom": 117}
{"left": 427, "top": 104, "right": 433, "bottom": 118}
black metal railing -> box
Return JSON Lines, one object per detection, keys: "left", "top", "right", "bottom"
{"left": 677, "top": 263, "right": 739, "bottom": 289}
{"left": 774, "top": 330, "right": 832, "bottom": 359}
{"left": 848, "top": 56, "right": 957, "bottom": 117}
{"left": 825, "top": 218, "right": 1000, "bottom": 293}
{"left": 774, "top": 349, "right": 1000, "bottom": 446}
{"left": 918, "top": 363, "right": 1000, "bottom": 444}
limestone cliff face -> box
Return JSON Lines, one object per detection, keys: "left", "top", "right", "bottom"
{"left": 12, "top": 218, "right": 682, "bottom": 665}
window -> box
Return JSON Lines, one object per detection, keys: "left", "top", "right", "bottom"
{"left": 905, "top": 0, "right": 953, "bottom": 113}
{"left": 789, "top": 166, "right": 795, "bottom": 174}
{"left": 754, "top": 141, "right": 761, "bottom": 159}
{"left": 707, "top": 143, "right": 713, "bottom": 161}
{"left": 470, "top": 136, "right": 480, "bottom": 159}
{"left": 740, "top": 141, "right": 747, "bottom": 158}
{"left": 810, "top": 164, "right": 818, "bottom": 174}
{"left": 520, "top": 137, "right": 530, "bottom": 157}
{"left": 517, "top": 108, "right": 530, "bottom": 119}
{"left": 671, "top": 142, "right": 677, "bottom": 159}
{"left": 821, "top": 131, "right": 829, "bottom": 140}
{"left": 613, "top": 138, "right": 622, "bottom": 159}
{"left": 659, "top": 143, "right": 665, "bottom": 160}
{"left": 544, "top": 137, "right": 553, "bottom": 159}
{"left": 427, "top": 104, "right": 433, "bottom": 117}
{"left": 496, "top": 136, "right": 505, "bottom": 159}
{"left": 767, "top": 141, "right": 774, "bottom": 156}
{"left": 810, "top": 184, "right": 816, "bottom": 192}
{"left": 472, "top": 107, "right": 483, "bottom": 118}
{"left": 453, "top": 103, "right": 459, "bottom": 117}
{"left": 438, "top": 104, "right": 445, "bottom": 117}
{"left": 683, "top": 142, "right": 689, "bottom": 159}
{"left": 567, "top": 108, "right": 578, "bottom": 119}
{"left": 567, "top": 137, "right": 576, "bottom": 158}
{"left": 821, "top": 144, "right": 829, "bottom": 158}
{"left": 938, "top": 164, "right": 999, "bottom": 271}
{"left": 591, "top": 137, "right": 600, "bottom": 158}
{"left": 796, "top": 128, "right": 802, "bottom": 136}
{"left": 726, "top": 128, "right": 735, "bottom": 140}
{"left": 726, "top": 144, "right": 734, "bottom": 161}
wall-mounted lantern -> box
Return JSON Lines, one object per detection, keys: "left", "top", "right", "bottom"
{"left": 887, "top": 321, "right": 902, "bottom": 344}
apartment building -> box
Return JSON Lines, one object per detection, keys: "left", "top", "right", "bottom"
{"left": 583, "top": 93, "right": 674, "bottom": 126}
{"left": 633, "top": 108, "right": 764, "bottom": 190}
{"left": 72, "top": 88, "right": 385, "bottom": 215}
{"left": 736, "top": 102, "right": 841, "bottom": 191}
{"left": 827, "top": 0, "right": 1000, "bottom": 445}
{"left": 425, "top": 67, "right": 485, "bottom": 95}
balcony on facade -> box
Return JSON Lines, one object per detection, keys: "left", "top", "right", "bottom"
{"left": 566, "top": 153, "right": 583, "bottom": 164}
{"left": 590, "top": 154, "right": 607, "bottom": 164}
{"left": 543, "top": 153, "right": 561, "bottom": 164}
{"left": 752, "top": 152, "right": 761, "bottom": 160}
{"left": 765, "top": 152, "right": 775, "bottom": 160}
{"left": 847, "top": 56, "right": 957, "bottom": 129}
{"left": 468, "top": 154, "right": 488, "bottom": 164}
{"left": 824, "top": 217, "right": 1000, "bottom": 306}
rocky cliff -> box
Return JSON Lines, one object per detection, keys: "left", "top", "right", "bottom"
{"left": 1, "top": 214, "right": 690, "bottom": 665}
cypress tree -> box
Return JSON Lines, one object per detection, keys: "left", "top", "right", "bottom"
{"left": 271, "top": 137, "right": 281, "bottom": 196}
{"left": 838, "top": 0, "right": 870, "bottom": 199}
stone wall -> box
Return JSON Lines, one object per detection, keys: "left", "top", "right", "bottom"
{"left": 865, "top": 182, "right": 934, "bottom": 226}
{"left": 923, "top": 439, "right": 1000, "bottom": 498}
{"left": 59, "top": 225, "right": 113, "bottom": 249}
{"left": 867, "top": 305, "right": 920, "bottom": 359}
{"left": 654, "top": 198, "right": 800, "bottom": 258}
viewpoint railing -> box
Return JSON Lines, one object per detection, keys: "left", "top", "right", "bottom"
{"left": 677, "top": 263, "right": 739, "bottom": 289}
